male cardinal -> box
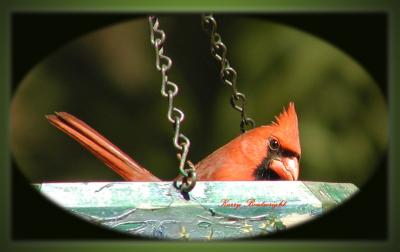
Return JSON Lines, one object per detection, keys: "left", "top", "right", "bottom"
{"left": 46, "top": 102, "right": 300, "bottom": 182}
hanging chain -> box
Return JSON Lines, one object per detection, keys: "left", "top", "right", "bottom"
{"left": 148, "top": 16, "right": 196, "bottom": 192}
{"left": 201, "top": 14, "right": 255, "bottom": 133}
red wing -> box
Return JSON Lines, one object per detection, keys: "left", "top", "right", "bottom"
{"left": 46, "top": 112, "right": 161, "bottom": 182}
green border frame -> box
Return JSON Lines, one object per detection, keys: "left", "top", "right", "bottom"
{"left": 1, "top": 0, "right": 399, "bottom": 251}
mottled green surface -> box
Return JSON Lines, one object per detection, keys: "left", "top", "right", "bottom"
{"left": 35, "top": 181, "right": 358, "bottom": 240}
{"left": 304, "top": 181, "right": 359, "bottom": 210}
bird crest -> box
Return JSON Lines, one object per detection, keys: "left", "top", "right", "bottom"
{"left": 271, "top": 102, "right": 301, "bottom": 156}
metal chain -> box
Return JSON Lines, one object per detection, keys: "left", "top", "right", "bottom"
{"left": 201, "top": 14, "right": 255, "bottom": 133}
{"left": 148, "top": 16, "right": 196, "bottom": 192}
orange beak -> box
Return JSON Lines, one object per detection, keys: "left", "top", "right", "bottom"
{"left": 269, "top": 156, "right": 299, "bottom": 181}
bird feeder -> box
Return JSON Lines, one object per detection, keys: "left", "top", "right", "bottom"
{"left": 34, "top": 181, "right": 358, "bottom": 240}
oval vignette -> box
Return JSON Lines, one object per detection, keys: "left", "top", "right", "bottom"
{"left": 11, "top": 16, "right": 387, "bottom": 239}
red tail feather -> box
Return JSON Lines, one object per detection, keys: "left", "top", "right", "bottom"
{"left": 46, "top": 112, "right": 160, "bottom": 182}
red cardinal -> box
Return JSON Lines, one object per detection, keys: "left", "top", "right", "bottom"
{"left": 46, "top": 102, "right": 301, "bottom": 181}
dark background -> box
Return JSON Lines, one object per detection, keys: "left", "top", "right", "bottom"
{"left": 11, "top": 13, "right": 387, "bottom": 240}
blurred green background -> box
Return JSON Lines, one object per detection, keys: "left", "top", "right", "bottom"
{"left": 10, "top": 16, "right": 387, "bottom": 187}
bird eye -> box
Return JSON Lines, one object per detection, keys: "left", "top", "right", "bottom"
{"left": 269, "top": 138, "right": 280, "bottom": 151}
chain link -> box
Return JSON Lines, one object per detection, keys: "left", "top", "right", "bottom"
{"left": 148, "top": 16, "right": 196, "bottom": 192}
{"left": 201, "top": 14, "right": 255, "bottom": 133}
